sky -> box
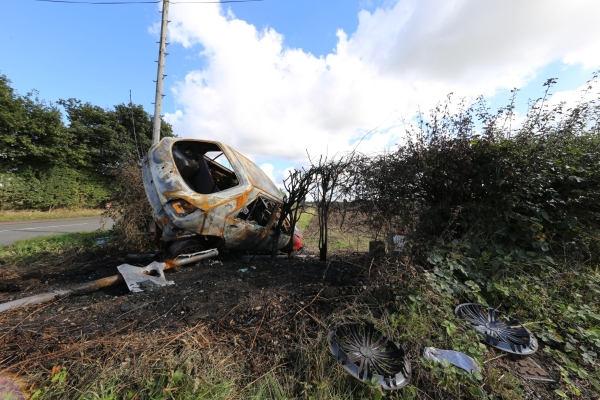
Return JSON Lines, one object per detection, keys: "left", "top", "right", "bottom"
{"left": 1, "top": 0, "right": 600, "bottom": 184}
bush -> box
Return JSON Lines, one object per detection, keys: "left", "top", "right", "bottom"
{"left": 351, "top": 76, "right": 600, "bottom": 264}
{"left": 0, "top": 167, "right": 110, "bottom": 210}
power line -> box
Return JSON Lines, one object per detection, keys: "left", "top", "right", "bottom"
{"left": 35, "top": 0, "right": 263, "bottom": 4}
{"left": 35, "top": 0, "right": 159, "bottom": 3}
{"left": 172, "top": 0, "right": 263, "bottom": 3}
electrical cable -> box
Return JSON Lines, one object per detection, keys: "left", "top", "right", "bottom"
{"left": 172, "top": 0, "right": 263, "bottom": 3}
{"left": 35, "top": 0, "right": 263, "bottom": 4}
{"left": 36, "top": 0, "right": 159, "bottom": 3}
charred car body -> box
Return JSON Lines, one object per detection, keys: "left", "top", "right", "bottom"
{"left": 141, "top": 138, "right": 302, "bottom": 256}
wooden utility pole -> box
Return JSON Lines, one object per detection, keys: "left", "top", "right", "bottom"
{"left": 152, "top": 0, "right": 170, "bottom": 145}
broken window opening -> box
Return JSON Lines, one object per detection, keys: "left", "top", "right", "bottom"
{"left": 172, "top": 141, "right": 239, "bottom": 195}
{"left": 236, "top": 196, "right": 276, "bottom": 227}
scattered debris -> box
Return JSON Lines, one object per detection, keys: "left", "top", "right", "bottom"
{"left": 387, "top": 227, "right": 406, "bottom": 252}
{"left": 455, "top": 303, "right": 538, "bottom": 355}
{"left": 328, "top": 322, "right": 411, "bottom": 390}
{"left": 512, "top": 357, "right": 556, "bottom": 382}
{"left": 0, "top": 275, "right": 123, "bottom": 313}
{"left": 0, "top": 249, "right": 219, "bottom": 313}
{"left": 423, "top": 347, "right": 482, "bottom": 373}
{"left": 117, "top": 262, "right": 174, "bottom": 293}
{"left": 237, "top": 268, "right": 248, "bottom": 273}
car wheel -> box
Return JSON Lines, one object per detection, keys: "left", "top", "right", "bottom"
{"left": 168, "top": 238, "right": 205, "bottom": 258}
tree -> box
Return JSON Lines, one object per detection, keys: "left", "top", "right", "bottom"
{"left": 0, "top": 74, "right": 71, "bottom": 173}
{"left": 0, "top": 72, "right": 175, "bottom": 210}
{"left": 271, "top": 166, "right": 315, "bottom": 257}
{"left": 310, "top": 153, "right": 357, "bottom": 261}
{"left": 58, "top": 99, "right": 174, "bottom": 173}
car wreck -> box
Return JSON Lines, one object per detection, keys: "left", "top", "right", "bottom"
{"left": 141, "top": 138, "right": 302, "bottom": 256}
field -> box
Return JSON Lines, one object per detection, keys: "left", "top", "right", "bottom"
{"left": 0, "top": 209, "right": 105, "bottom": 222}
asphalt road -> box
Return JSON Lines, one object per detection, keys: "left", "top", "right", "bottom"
{"left": 0, "top": 217, "right": 113, "bottom": 247}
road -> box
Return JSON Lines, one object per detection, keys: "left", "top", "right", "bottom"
{"left": 0, "top": 217, "right": 113, "bottom": 247}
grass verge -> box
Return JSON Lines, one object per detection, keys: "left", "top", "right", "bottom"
{"left": 1, "top": 231, "right": 598, "bottom": 399}
{"left": 0, "top": 209, "right": 104, "bottom": 222}
{"left": 0, "top": 231, "right": 110, "bottom": 262}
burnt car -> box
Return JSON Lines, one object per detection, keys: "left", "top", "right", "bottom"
{"left": 141, "top": 138, "right": 302, "bottom": 256}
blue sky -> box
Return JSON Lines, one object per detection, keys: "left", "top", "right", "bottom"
{"left": 2, "top": 0, "right": 599, "bottom": 183}
{"left": 1, "top": 0, "right": 375, "bottom": 113}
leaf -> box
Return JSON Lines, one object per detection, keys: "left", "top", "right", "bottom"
{"left": 565, "top": 215, "right": 577, "bottom": 228}
{"left": 554, "top": 389, "right": 568, "bottom": 398}
{"left": 442, "top": 320, "right": 457, "bottom": 336}
{"left": 468, "top": 386, "right": 485, "bottom": 397}
{"left": 589, "top": 378, "right": 600, "bottom": 392}
{"left": 540, "top": 210, "right": 551, "bottom": 221}
{"left": 585, "top": 328, "right": 600, "bottom": 339}
{"left": 428, "top": 253, "right": 443, "bottom": 264}
{"left": 171, "top": 369, "right": 184, "bottom": 384}
{"left": 586, "top": 312, "right": 600, "bottom": 321}
{"left": 465, "top": 280, "right": 481, "bottom": 292}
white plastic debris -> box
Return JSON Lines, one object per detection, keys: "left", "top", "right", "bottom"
{"left": 237, "top": 268, "right": 248, "bottom": 273}
{"left": 117, "top": 262, "right": 175, "bottom": 293}
{"left": 423, "top": 347, "right": 482, "bottom": 373}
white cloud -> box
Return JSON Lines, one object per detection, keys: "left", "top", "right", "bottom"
{"left": 259, "top": 162, "right": 275, "bottom": 182}
{"left": 164, "top": 0, "right": 600, "bottom": 163}
{"left": 546, "top": 82, "right": 599, "bottom": 109}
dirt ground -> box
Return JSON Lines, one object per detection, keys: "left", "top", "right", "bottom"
{"left": 0, "top": 248, "right": 364, "bottom": 362}
{"left": 0, "top": 215, "right": 587, "bottom": 399}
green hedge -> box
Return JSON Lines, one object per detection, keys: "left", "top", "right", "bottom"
{"left": 0, "top": 167, "right": 110, "bottom": 210}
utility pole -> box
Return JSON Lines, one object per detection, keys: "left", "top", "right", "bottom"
{"left": 152, "top": 0, "right": 170, "bottom": 145}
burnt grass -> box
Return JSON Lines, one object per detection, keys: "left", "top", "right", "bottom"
{"left": 0, "top": 215, "right": 582, "bottom": 399}
{"left": 1, "top": 250, "right": 349, "bottom": 360}
{"left": 0, "top": 230, "right": 392, "bottom": 397}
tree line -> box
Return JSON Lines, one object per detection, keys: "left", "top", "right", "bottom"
{"left": 0, "top": 73, "right": 174, "bottom": 210}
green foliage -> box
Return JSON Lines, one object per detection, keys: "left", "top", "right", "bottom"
{"left": 352, "top": 75, "right": 600, "bottom": 264}
{"left": 0, "top": 167, "right": 110, "bottom": 209}
{"left": 0, "top": 72, "right": 174, "bottom": 210}
{"left": 0, "top": 75, "right": 71, "bottom": 173}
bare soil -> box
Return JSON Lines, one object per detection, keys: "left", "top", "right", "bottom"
{"left": 0, "top": 214, "right": 583, "bottom": 399}
{"left": 0, "top": 249, "right": 362, "bottom": 360}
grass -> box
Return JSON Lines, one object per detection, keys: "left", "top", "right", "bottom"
{"left": 0, "top": 208, "right": 104, "bottom": 222}
{"left": 0, "top": 230, "right": 111, "bottom": 265}
{"left": 296, "top": 209, "right": 314, "bottom": 231}
{"left": 2, "top": 224, "right": 599, "bottom": 399}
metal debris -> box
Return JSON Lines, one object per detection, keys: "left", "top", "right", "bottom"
{"left": 328, "top": 322, "right": 411, "bottom": 390}
{"left": 117, "top": 262, "right": 174, "bottom": 293}
{"left": 142, "top": 138, "right": 303, "bottom": 255}
{"left": 0, "top": 249, "right": 219, "bottom": 313}
{"left": 513, "top": 358, "right": 556, "bottom": 382}
{"left": 455, "top": 303, "right": 538, "bottom": 355}
{"left": 423, "top": 347, "right": 482, "bottom": 373}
